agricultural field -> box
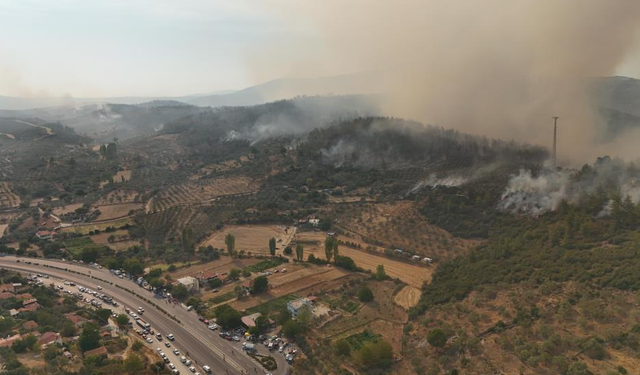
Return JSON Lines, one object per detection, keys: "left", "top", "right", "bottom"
{"left": 95, "top": 202, "right": 143, "bottom": 221}
{"left": 200, "top": 224, "right": 296, "bottom": 256}
{"left": 295, "top": 231, "right": 432, "bottom": 289}
{"left": 332, "top": 201, "right": 480, "bottom": 260}
{"left": 0, "top": 182, "right": 20, "bottom": 209}
{"left": 169, "top": 257, "right": 260, "bottom": 280}
{"left": 90, "top": 229, "right": 140, "bottom": 251}
{"left": 94, "top": 189, "right": 140, "bottom": 205}
{"left": 52, "top": 203, "right": 84, "bottom": 216}
{"left": 394, "top": 286, "right": 421, "bottom": 310}
{"left": 148, "top": 176, "right": 258, "bottom": 212}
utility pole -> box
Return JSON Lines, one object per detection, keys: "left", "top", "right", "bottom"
{"left": 552, "top": 116, "right": 559, "bottom": 168}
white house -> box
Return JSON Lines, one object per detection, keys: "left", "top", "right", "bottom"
{"left": 177, "top": 276, "right": 199, "bottom": 292}
{"left": 287, "top": 297, "right": 315, "bottom": 318}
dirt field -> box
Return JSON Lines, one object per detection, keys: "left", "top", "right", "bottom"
{"left": 52, "top": 203, "right": 84, "bottom": 216}
{"left": 331, "top": 201, "right": 481, "bottom": 260}
{"left": 95, "top": 203, "right": 143, "bottom": 221}
{"left": 0, "top": 182, "right": 20, "bottom": 209}
{"left": 90, "top": 229, "right": 140, "bottom": 251}
{"left": 296, "top": 231, "right": 432, "bottom": 289}
{"left": 0, "top": 224, "right": 8, "bottom": 239}
{"left": 394, "top": 286, "right": 421, "bottom": 310}
{"left": 200, "top": 225, "right": 296, "bottom": 255}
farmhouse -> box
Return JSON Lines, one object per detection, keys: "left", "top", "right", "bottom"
{"left": 0, "top": 334, "right": 22, "bottom": 348}
{"left": 197, "top": 271, "right": 218, "bottom": 282}
{"left": 287, "top": 296, "right": 316, "bottom": 318}
{"left": 36, "top": 230, "right": 56, "bottom": 240}
{"left": 38, "top": 331, "right": 61, "bottom": 347}
{"left": 308, "top": 218, "right": 320, "bottom": 226}
{"left": 177, "top": 276, "right": 199, "bottom": 292}
{"left": 84, "top": 346, "right": 108, "bottom": 358}
{"left": 22, "top": 320, "right": 38, "bottom": 330}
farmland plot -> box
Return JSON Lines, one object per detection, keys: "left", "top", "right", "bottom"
{"left": 95, "top": 203, "right": 143, "bottom": 221}
{"left": 0, "top": 182, "right": 20, "bottom": 209}
{"left": 200, "top": 225, "right": 295, "bottom": 255}
{"left": 296, "top": 231, "right": 432, "bottom": 288}
{"left": 149, "top": 176, "right": 257, "bottom": 212}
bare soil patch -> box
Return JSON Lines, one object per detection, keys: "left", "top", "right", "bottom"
{"left": 95, "top": 203, "right": 143, "bottom": 221}
{"left": 52, "top": 203, "right": 84, "bottom": 216}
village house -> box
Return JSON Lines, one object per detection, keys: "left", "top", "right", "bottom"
{"left": 308, "top": 218, "right": 320, "bottom": 226}
{"left": 287, "top": 296, "right": 316, "bottom": 318}
{"left": 0, "top": 334, "right": 22, "bottom": 348}
{"left": 0, "top": 283, "right": 17, "bottom": 293}
{"left": 65, "top": 312, "right": 88, "bottom": 327}
{"left": 22, "top": 320, "right": 38, "bottom": 331}
{"left": 38, "top": 332, "right": 61, "bottom": 347}
{"left": 18, "top": 302, "right": 40, "bottom": 313}
{"left": 197, "top": 271, "right": 218, "bottom": 282}
{"left": 36, "top": 230, "right": 56, "bottom": 240}
{"left": 177, "top": 276, "right": 199, "bottom": 292}
{"left": 0, "top": 292, "right": 14, "bottom": 300}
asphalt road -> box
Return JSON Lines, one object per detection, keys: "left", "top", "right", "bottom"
{"left": 0, "top": 255, "right": 288, "bottom": 375}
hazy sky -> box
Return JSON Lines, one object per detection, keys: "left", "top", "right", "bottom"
{"left": 1, "top": 0, "right": 640, "bottom": 98}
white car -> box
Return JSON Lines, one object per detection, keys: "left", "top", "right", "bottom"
{"left": 207, "top": 324, "right": 218, "bottom": 330}
{"left": 173, "top": 349, "right": 180, "bottom": 355}
{"left": 97, "top": 285, "right": 102, "bottom": 290}
{"left": 164, "top": 342, "right": 171, "bottom": 347}
{"left": 146, "top": 338, "right": 153, "bottom": 344}
{"left": 156, "top": 348, "right": 162, "bottom": 353}
{"left": 203, "top": 366, "right": 211, "bottom": 374}
{"left": 185, "top": 360, "right": 192, "bottom": 366}
{"left": 189, "top": 366, "right": 196, "bottom": 373}
{"left": 167, "top": 334, "right": 175, "bottom": 341}
{"left": 169, "top": 363, "right": 176, "bottom": 370}
{"left": 180, "top": 356, "right": 187, "bottom": 363}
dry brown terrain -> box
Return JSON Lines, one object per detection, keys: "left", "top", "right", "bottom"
{"left": 91, "top": 229, "right": 140, "bottom": 251}
{"left": 0, "top": 224, "right": 8, "bottom": 238}
{"left": 95, "top": 203, "right": 143, "bottom": 221}
{"left": 296, "top": 231, "right": 432, "bottom": 288}
{"left": 200, "top": 225, "right": 296, "bottom": 255}
{"left": 0, "top": 182, "right": 20, "bottom": 209}
{"left": 394, "top": 286, "right": 421, "bottom": 310}
{"left": 332, "top": 201, "right": 480, "bottom": 260}
{"left": 168, "top": 257, "right": 260, "bottom": 279}
{"left": 100, "top": 170, "right": 132, "bottom": 187}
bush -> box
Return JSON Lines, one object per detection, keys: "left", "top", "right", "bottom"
{"left": 358, "top": 286, "right": 374, "bottom": 302}
{"left": 335, "top": 339, "right": 351, "bottom": 356}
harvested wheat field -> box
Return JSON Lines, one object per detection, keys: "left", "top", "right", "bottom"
{"left": 95, "top": 189, "right": 139, "bottom": 205}
{"left": 0, "top": 182, "right": 20, "bottom": 209}
{"left": 200, "top": 225, "right": 296, "bottom": 256}
{"left": 296, "top": 231, "right": 432, "bottom": 288}
{"left": 95, "top": 203, "right": 143, "bottom": 221}
{"left": 394, "top": 286, "right": 421, "bottom": 310}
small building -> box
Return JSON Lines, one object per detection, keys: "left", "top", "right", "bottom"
{"left": 197, "top": 271, "right": 218, "bottom": 282}
{"left": 287, "top": 297, "right": 314, "bottom": 319}
{"left": 36, "top": 230, "right": 56, "bottom": 240}
{"left": 9, "top": 309, "right": 18, "bottom": 317}
{"left": 412, "top": 255, "right": 421, "bottom": 261}
{"left": 177, "top": 276, "right": 199, "bottom": 292}
{"left": 65, "top": 313, "right": 88, "bottom": 327}
{"left": 241, "top": 312, "right": 262, "bottom": 328}
{"left": 18, "top": 302, "right": 40, "bottom": 313}
{"left": 308, "top": 218, "right": 320, "bottom": 227}
{"left": 16, "top": 293, "right": 33, "bottom": 301}
{"left": 38, "top": 332, "right": 61, "bottom": 347}
{"left": 0, "top": 292, "right": 14, "bottom": 300}
{"left": 423, "top": 257, "right": 433, "bottom": 264}
{"left": 22, "top": 298, "right": 38, "bottom": 306}
{"left": 22, "top": 320, "right": 38, "bottom": 331}
{"left": 0, "top": 284, "right": 15, "bottom": 293}
{"left": 0, "top": 334, "right": 22, "bottom": 348}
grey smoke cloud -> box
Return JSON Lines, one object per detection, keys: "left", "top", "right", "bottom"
{"left": 261, "top": 0, "right": 640, "bottom": 163}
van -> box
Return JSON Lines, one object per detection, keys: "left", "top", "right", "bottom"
{"left": 203, "top": 366, "right": 211, "bottom": 373}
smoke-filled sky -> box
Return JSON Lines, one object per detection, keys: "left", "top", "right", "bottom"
{"left": 3, "top": 0, "right": 640, "bottom": 162}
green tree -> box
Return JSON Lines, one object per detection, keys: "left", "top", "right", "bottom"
{"left": 427, "top": 328, "right": 447, "bottom": 352}
{"left": 242, "top": 269, "right": 251, "bottom": 278}
{"left": 60, "top": 321, "right": 77, "bottom": 337}
{"left": 124, "top": 354, "right": 144, "bottom": 374}
{"left": 358, "top": 286, "right": 374, "bottom": 302}
{"left": 335, "top": 338, "right": 351, "bottom": 356}
{"left": 79, "top": 323, "right": 101, "bottom": 352}
{"left": 295, "top": 244, "right": 304, "bottom": 261}
{"left": 225, "top": 233, "right": 235, "bottom": 256}
{"left": 357, "top": 340, "right": 393, "bottom": 369}
{"left": 375, "top": 264, "right": 387, "bottom": 280}
{"left": 123, "top": 258, "right": 144, "bottom": 276}
{"left": 214, "top": 305, "right": 242, "bottom": 329}
{"left": 269, "top": 237, "right": 277, "bottom": 256}
{"left": 229, "top": 268, "right": 241, "bottom": 280}
{"left": 181, "top": 226, "right": 195, "bottom": 253}
{"left": 208, "top": 278, "right": 222, "bottom": 289}
{"left": 251, "top": 276, "right": 269, "bottom": 294}
{"left": 283, "top": 320, "right": 303, "bottom": 338}
{"left": 116, "top": 314, "right": 130, "bottom": 327}
{"left": 284, "top": 246, "right": 293, "bottom": 256}
{"left": 171, "top": 284, "right": 189, "bottom": 300}
{"left": 324, "top": 237, "right": 337, "bottom": 262}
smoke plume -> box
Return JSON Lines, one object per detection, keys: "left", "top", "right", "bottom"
{"left": 257, "top": 0, "right": 640, "bottom": 163}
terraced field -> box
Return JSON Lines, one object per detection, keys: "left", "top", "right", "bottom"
{"left": 0, "top": 182, "right": 20, "bottom": 209}
{"left": 148, "top": 176, "right": 257, "bottom": 212}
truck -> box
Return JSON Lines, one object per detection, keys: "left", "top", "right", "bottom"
{"left": 136, "top": 319, "right": 151, "bottom": 330}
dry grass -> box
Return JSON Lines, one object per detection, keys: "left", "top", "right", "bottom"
{"left": 295, "top": 231, "right": 432, "bottom": 288}
{"left": 394, "top": 286, "right": 421, "bottom": 310}
{"left": 95, "top": 203, "right": 143, "bottom": 221}
{"left": 200, "top": 225, "right": 296, "bottom": 256}
{"left": 52, "top": 203, "right": 84, "bottom": 216}
{"left": 95, "top": 189, "right": 139, "bottom": 205}
{"left": 100, "top": 170, "right": 132, "bottom": 188}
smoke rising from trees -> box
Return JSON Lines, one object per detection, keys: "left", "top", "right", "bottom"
{"left": 262, "top": 0, "right": 640, "bottom": 163}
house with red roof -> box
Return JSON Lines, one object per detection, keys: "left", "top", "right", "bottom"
{"left": 18, "top": 302, "right": 40, "bottom": 313}
{"left": 0, "top": 334, "right": 22, "bottom": 348}
{"left": 22, "top": 320, "right": 38, "bottom": 331}
{"left": 0, "top": 292, "right": 14, "bottom": 300}
{"left": 38, "top": 332, "right": 60, "bottom": 346}
{"left": 84, "top": 346, "right": 108, "bottom": 358}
